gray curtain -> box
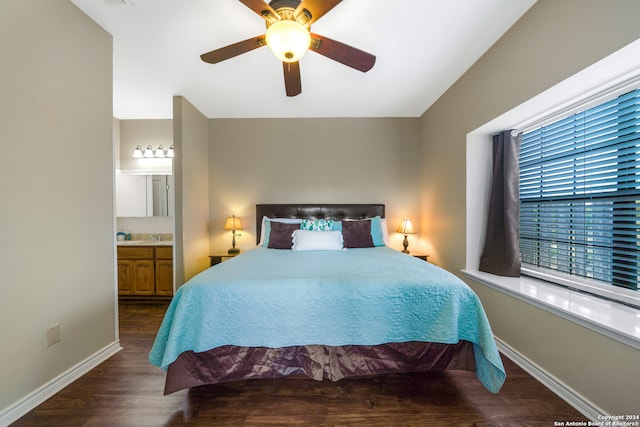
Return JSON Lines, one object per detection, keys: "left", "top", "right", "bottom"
{"left": 479, "top": 130, "right": 521, "bottom": 277}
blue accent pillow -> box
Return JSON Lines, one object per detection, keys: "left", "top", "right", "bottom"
{"left": 370, "top": 216, "right": 385, "bottom": 246}
{"left": 301, "top": 219, "right": 334, "bottom": 231}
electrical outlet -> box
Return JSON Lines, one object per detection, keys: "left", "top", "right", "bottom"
{"left": 46, "top": 323, "right": 61, "bottom": 348}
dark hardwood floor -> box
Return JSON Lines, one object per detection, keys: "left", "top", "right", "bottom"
{"left": 12, "top": 301, "right": 588, "bottom": 426}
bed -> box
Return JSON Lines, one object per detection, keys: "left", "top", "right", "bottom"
{"left": 149, "top": 204, "right": 506, "bottom": 395}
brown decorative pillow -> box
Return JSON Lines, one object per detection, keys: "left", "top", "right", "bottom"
{"left": 267, "top": 222, "right": 300, "bottom": 249}
{"left": 342, "top": 219, "right": 374, "bottom": 248}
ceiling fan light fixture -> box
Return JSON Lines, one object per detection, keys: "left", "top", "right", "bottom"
{"left": 265, "top": 19, "right": 311, "bottom": 62}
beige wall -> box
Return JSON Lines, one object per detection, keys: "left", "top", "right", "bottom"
{"left": 419, "top": 0, "right": 640, "bottom": 414}
{"left": 207, "top": 118, "right": 422, "bottom": 253}
{"left": 0, "top": 0, "right": 115, "bottom": 414}
{"left": 173, "top": 97, "right": 210, "bottom": 283}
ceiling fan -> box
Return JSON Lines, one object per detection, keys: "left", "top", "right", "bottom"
{"left": 200, "top": 0, "right": 376, "bottom": 97}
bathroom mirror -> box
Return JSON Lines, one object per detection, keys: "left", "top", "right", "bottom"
{"left": 116, "top": 174, "right": 174, "bottom": 217}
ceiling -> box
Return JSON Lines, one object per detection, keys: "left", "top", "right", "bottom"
{"left": 70, "top": 0, "right": 536, "bottom": 119}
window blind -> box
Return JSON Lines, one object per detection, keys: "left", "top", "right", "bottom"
{"left": 519, "top": 87, "right": 640, "bottom": 292}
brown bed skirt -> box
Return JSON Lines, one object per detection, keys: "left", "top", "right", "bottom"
{"left": 164, "top": 341, "right": 476, "bottom": 394}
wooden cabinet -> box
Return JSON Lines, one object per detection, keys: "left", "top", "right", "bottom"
{"left": 154, "top": 246, "right": 174, "bottom": 297}
{"left": 117, "top": 246, "right": 173, "bottom": 298}
{"left": 118, "top": 259, "right": 155, "bottom": 296}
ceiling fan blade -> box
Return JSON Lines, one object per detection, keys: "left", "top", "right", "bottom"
{"left": 200, "top": 35, "right": 266, "bottom": 64}
{"left": 310, "top": 33, "right": 376, "bottom": 72}
{"left": 296, "top": 0, "right": 341, "bottom": 25}
{"left": 238, "top": 0, "right": 280, "bottom": 21}
{"left": 283, "top": 61, "right": 301, "bottom": 97}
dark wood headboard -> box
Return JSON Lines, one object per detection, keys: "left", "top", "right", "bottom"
{"left": 255, "top": 204, "right": 385, "bottom": 244}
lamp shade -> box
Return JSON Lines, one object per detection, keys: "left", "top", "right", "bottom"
{"left": 265, "top": 20, "right": 311, "bottom": 62}
{"left": 397, "top": 218, "right": 416, "bottom": 234}
{"left": 224, "top": 216, "right": 242, "bottom": 231}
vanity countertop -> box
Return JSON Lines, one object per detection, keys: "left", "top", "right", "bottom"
{"left": 117, "top": 240, "right": 173, "bottom": 246}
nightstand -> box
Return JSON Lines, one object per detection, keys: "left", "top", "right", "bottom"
{"left": 209, "top": 252, "right": 238, "bottom": 266}
{"left": 411, "top": 254, "right": 429, "bottom": 262}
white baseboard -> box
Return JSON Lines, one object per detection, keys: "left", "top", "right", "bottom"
{"left": 0, "top": 341, "right": 122, "bottom": 427}
{"left": 495, "top": 337, "right": 606, "bottom": 421}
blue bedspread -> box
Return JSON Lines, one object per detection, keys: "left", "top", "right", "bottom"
{"left": 149, "top": 246, "right": 506, "bottom": 393}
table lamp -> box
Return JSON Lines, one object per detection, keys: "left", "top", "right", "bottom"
{"left": 224, "top": 215, "right": 242, "bottom": 254}
{"left": 397, "top": 218, "right": 416, "bottom": 254}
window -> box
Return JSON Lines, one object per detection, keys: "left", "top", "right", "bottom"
{"left": 519, "top": 87, "right": 640, "bottom": 302}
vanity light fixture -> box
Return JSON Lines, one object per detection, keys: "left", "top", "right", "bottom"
{"left": 132, "top": 144, "right": 175, "bottom": 159}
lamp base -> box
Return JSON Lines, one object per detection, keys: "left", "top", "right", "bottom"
{"left": 401, "top": 235, "right": 410, "bottom": 254}
{"left": 228, "top": 248, "right": 240, "bottom": 255}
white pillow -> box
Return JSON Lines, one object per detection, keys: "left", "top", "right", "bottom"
{"left": 380, "top": 218, "right": 390, "bottom": 246}
{"left": 291, "top": 230, "right": 344, "bottom": 251}
{"left": 259, "top": 217, "right": 303, "bottom": 246}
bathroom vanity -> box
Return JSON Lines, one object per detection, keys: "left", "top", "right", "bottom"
{"left": 117, "top": 242, "right": 173, "bottom": 299}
